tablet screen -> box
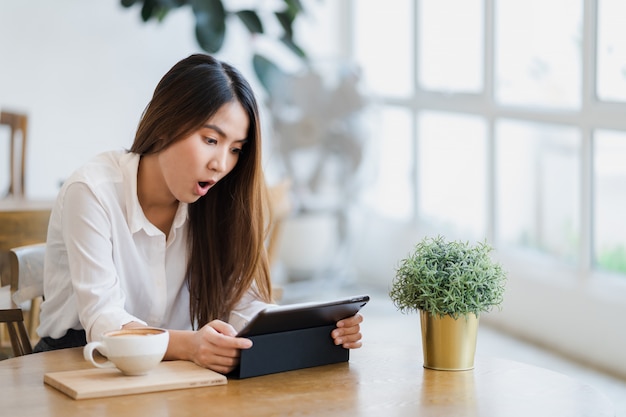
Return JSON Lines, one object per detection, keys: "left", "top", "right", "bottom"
{"left": 237, "top": 294, "right": 370, "bottom": 337}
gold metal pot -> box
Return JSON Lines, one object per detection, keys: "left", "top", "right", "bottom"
{"left": 419, "top": 310, "right": 479, "bottom": 371}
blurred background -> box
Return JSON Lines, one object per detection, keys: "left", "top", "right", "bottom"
{"left": 1, "top": 0, "right": 625, "bottom": 394}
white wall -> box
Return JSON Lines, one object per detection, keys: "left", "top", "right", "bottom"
{"left": 481, "top": 251, "right": 626, "bottom": 379}
{"left": 0, "top": 1, "right": 257, "bottom": 199}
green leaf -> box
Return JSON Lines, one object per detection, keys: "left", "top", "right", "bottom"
{"left": 280, "top": 36, "right": 306, "bottom": 59}
{"left": 162, "top": 0, "right": 189, "bottom": 6}
{"left": 282, "top": 0, "right": 304, "bottom": 20}
{"left": 275, "top": 11, "right": 294, "bottom": 39}
{"left": 140, "top": 0, "right": 158, "bottom": 21}
{"left": 235, "top": 10, "right": 264, "bottom": 34}
{"left": 192, "top": 0, "right": 226, "bottom": 54}
{"left": 253, "top": 54, "right": 285, "bottom": 93}
{"left": 123, "top": 1, "right": 187, "bottom": 22}
{"left": 121, "top": 0, "right": 139, "bottom": 8}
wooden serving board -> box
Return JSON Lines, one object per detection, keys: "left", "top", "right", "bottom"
{"left": 44, "top": 360, "right": 227, "bottom": 400}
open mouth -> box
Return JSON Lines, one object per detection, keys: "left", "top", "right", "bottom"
{"left": 198, "top": 180, "right": 216, "bottom": 192}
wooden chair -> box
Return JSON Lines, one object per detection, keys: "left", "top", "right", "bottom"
{"left": 0, "top": 243, "right": 45, "bottom": 357}
{"left": 0, "top": 110, "right": 29, "bottom": 197}
{"left": 0, "top": 293, "right": 31, "bottom": 357}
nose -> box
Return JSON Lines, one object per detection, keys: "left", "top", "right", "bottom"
{"left": 208, "top": 147, "right": 229, "bottom": 172}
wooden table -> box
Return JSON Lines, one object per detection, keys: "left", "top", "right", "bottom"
{"left": 0, "top": 343, "right": 615, "bottom": 417}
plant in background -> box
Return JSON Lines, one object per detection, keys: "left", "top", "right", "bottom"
{"left": 390, "top": 235, "right": 507, "bottom": 319}
{"left": 597, "top": 244, "right": 626, "bottom": 275}
{"left": 120, "top": 0, "right": 307, "bottom": 93}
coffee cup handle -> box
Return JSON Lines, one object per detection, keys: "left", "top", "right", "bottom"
{"left": 83, "top": 341, "right": 115, "bottom": 369}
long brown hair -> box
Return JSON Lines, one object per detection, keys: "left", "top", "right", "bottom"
{"left": 130, "top": 54, "right": 272, "bottom": 328}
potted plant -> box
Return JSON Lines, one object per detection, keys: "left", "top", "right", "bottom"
{"left": 389, "top": 235, "right": 507, "bottom": 371}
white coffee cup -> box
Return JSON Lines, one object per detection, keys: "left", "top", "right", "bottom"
{"left": 83, "top": 327, "right": 169, "bottom": 376}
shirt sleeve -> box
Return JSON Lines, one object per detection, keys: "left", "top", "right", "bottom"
{"left": 228, "top": 287, "right": 276, "bottom": 333}
{"left": 61, "top": 182, "right": 146, "bottom": 341}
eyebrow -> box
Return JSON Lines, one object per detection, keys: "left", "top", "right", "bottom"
{"left": 203, "top": 124, "right": 248, "bottom": 144}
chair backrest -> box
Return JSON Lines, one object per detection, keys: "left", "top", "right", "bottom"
{"left": 0, "top": 110, "right": 29, "bottom": 197}
{"left": 8, "top": 243, "right": 45, "bottom": 306}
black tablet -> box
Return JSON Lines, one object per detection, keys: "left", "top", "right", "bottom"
{"left": 237, "top": 294, "right": 370, "bottom": 337}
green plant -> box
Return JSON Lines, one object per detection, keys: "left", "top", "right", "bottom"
{"left": 597, "top": 244, "right": 626, "bottom": 275}
{"left": 389, "top": 236, "right": 507, "bottom": 319}
{"left": 120, "top": 0, "right": 307, "bottom": 92}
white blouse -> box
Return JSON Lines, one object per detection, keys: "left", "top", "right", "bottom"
{"left": 37, "top": 150, "right": 268, "bottom": 342}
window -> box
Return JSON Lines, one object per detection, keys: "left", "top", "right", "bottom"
{"left": 495, "top": 0, "right": 582, "bottom": 109}
{"left": 418, "top": 0, "right": 484, "bottom": 93}
{"left": 594, "top": 130, "right": 626, "bottom": 274}
{"left": 362, "top": 105, "right": 414, "bottom": 221}
{"left": 350, "top": 0, "right": 626, "bottom": 280}
{"left": 596, "top": 0, "right": 626, "bottom": 102}
{"left": 353, "top": 0, "right": 414, "bottom": 98}
{"left": 419, "top": 111, "right": 487, "bottom": 239}
{"left": 496, "top": 120, "right": 580, "bottom": 262}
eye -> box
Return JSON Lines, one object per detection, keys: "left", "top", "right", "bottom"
{"left": 231, "top": 147, "right": 243, "bottom": 155}
{"left": 204, "top": 137, "right": 217, "bottom": 145}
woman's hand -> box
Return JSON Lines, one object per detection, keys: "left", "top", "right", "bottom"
{"left": 331, "top": 313, "right": 363, "bottom": 349}
{"left": 183, "top": 320, "right": 252, "bottom": 374}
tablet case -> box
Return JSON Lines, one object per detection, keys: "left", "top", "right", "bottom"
{"left": 236, "top": 295, "right": 370, "bottom": 338}
{"left": 229, "top": 324, "right": 348, "bottom": 379}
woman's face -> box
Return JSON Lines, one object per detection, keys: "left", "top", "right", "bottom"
{"left": 158, "top": 100, "right": 250, "bottom": 203}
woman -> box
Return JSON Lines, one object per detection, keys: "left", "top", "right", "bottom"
{"left": 35, "top": 54, "right": 363, "bottom": 373}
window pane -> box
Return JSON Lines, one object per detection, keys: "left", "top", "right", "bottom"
{"left": 495, "top": 0, "right": 582, "bottom": 109}
{"left": 593, "top": 130, "right": 626, "bottom": 275}
{"left": 418, "top": 0, "right": 484, "bottom": 93}
{"left": 496, "top": 120, "right": 581, "bottom": 262}
{"left": 596, "top": 0, "right": 626, "bottom": 102}
{"left": 418, "top": 112, "right": 487, "bottom": 238}
{"left": 362, "top": 106, "right": 413, "bottom": 220}
{"left": 353, "top": 0, "right": 413, "bottom": 98}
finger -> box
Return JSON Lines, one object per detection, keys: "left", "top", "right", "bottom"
{"left": 339, "top": 331, "right": 362, "bottom": 343}
{"left": 193, "top": 342, "right": 242, "bottom": 371}
{"left": 208, "top": 334, "right": 252, "bottom": 350}
{"left": 333, "top": 330, "right": 362, "bottom": 346}
{"left": 333, "top": 335, "right": 363, "bottom": 349}
{"left": 333, "top": 326, "right": 361, "bottom": 343}
{"left": 201, "top": 322, "right": 253, "bottom": 349}
{"left": 341, "top": 340, "right": 363, "bottom": 349}
{"left": 332, "top": 323, "right": 361, "bottom": 339}
{"left": 336, "top": 313, "right": 364, "bottom": 328}
{"left": 203, "top": 355, "right": 240, "bottom": 374}
{"left": 207, "top": 319, "right": 238, "bottom": 337}
{"left": 203, "top": 343, "right": 243, "bottom": 359}
{"left": 211, "top": 364, "right": 237, "bottom": 374}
